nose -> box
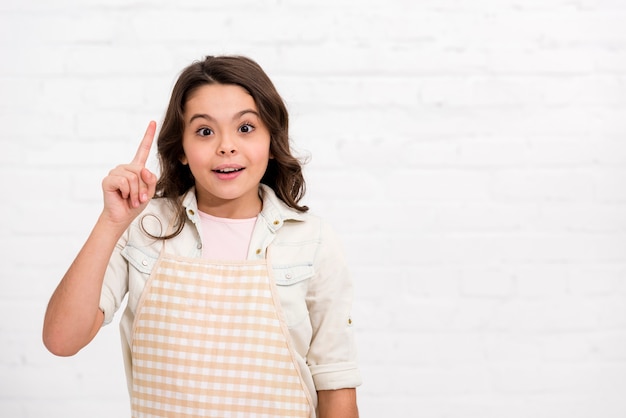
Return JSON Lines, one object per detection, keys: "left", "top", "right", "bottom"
{"left": 217, "top": 133, "right": 237, "bottom": 155}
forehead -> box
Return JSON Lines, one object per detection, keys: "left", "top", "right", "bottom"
{"left": 185, "top": 83, "right": 257, "bottom": 114}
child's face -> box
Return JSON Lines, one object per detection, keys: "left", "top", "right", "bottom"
{"left": 181, "top": 83, "right": 271, "bottom": 217}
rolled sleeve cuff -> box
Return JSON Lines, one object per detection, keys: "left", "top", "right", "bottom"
{"left": 98, "top": 292, "right": 116, "bottom": 326}
{"left": 310, "top": 362, "right": 362, "bottom": 391}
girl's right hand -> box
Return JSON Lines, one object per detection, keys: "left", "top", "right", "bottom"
{"left": 100, "top": 121, "right": 158, "bottom": 227}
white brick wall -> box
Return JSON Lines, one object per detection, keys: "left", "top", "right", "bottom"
{"left": 2, "top": 0, "right": 625, "bottom": 416}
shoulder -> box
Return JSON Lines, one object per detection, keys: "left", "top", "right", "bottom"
{"left": 259, "top": 185, "right": 343, "bottom": 247}
{"left": 277, "top": 210, "right": 343, "bottom": 254}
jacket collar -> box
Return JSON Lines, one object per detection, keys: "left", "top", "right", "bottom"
{"left": 180, "top": 184, "right": 306, "bottom": 228}
{"left": 258, "top": 184, "right": 306, "bottom": 232}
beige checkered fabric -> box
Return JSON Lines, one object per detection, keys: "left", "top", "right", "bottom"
{"left": 130, "top": 256, "right": 312, "bottom": 417}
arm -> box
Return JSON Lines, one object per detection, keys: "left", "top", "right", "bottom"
{"left": 42, "top": 216, "right": 128, "bottom": 356}
{"left": 317, "top": 388, "right": 359, "bottom": 418}
{"left": 306, "top": 221, "right": 362, "bottom": 406}
{"left": 42, "top": 121, "right": 158, "bottom": 356}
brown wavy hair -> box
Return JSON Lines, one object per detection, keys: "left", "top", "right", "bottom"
{"left": 151, "top": 55, "right": 308, "bottom": 238}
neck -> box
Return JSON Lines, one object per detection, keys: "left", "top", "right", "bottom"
{"left": 196, "top": 194, "right": 262, "bottom": 219}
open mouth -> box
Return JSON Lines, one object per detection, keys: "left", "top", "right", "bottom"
{"left": 213, "top": 167, "right": 244, "bottom": 174}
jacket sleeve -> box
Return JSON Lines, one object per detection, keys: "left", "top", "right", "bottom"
{"left": 306, "top": 220, "right": 362, "bottom": 391}
{"left": 98, "top": 230, "right": 130, "bottom": 325}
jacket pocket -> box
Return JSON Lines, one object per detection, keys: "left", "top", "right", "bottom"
{"left": 272, "top": 264, "right": 314, "bottom": 328}
{"left": 273, "top": 263, "right": 314, "bottom": 286}
{"left": 121, "top": 244, "right": 159, "bottom": 275}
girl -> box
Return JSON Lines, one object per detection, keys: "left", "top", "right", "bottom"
{"left": 43, "top": 55, "right": 361, "bottom": 418}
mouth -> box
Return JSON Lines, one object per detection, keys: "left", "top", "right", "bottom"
{"left": 213, "top": 167, "right": 245, "bottom": 174}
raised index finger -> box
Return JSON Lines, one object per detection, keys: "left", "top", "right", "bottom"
{"left": 131, "top": 120, "right": 157, "bottom": 165}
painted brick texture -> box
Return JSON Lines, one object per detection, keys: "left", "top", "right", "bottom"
{"left": 1, "top": 0, "right": 626, "bottom": 417}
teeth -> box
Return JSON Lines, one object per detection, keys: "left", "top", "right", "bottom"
{"left": 217, "top": 167, "right": 241, "bottom": 173}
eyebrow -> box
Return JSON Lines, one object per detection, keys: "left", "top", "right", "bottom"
{"left": 188, "top": 109, "right": 260, "bottom": 124}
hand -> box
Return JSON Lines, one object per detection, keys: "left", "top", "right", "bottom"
{"left": 101, "top": 121, "right": 158, "bottom": 226}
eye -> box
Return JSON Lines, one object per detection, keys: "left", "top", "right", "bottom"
{"left": 238, "top": 123, "right": 255, "bottom": 134}
{"left": 196, "top": 127, "right": 213, "bottom": 137}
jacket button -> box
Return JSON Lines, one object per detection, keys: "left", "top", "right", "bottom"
{"left": 255, "top": 248, "right": 262, "bottom": 255}
{"left": 142, "top": 260, "right": 148, "bottom": 266}
{"left": 188, "top": 209, "right": 195, "bottom": 216}
{"left": 285, "top": 273, "right": 292, "bottom": 280}
{"left": 273, "top": 220, "right": 280, "bottom": 225}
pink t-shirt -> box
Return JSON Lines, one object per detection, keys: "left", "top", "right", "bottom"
{"left": 197, "top": 211, "right": 257, "bottom": 261}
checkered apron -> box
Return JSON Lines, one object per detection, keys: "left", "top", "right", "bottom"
{"left": 130, "top": 254, "right": 313, "bottom": 417}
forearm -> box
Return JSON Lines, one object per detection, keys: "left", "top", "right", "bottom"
{"left": 43, "top": 214, "right": 126, "bottom": 356}
{"left": 317, "top": 388, "right": 358, "bottom": 418}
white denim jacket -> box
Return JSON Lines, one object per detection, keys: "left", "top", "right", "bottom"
{"left": 99, "top": 184, "right": 361, "bottom": 402}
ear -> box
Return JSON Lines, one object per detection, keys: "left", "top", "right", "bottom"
{"left": 180, "top": 154, "right": 188, "bottom": 165}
